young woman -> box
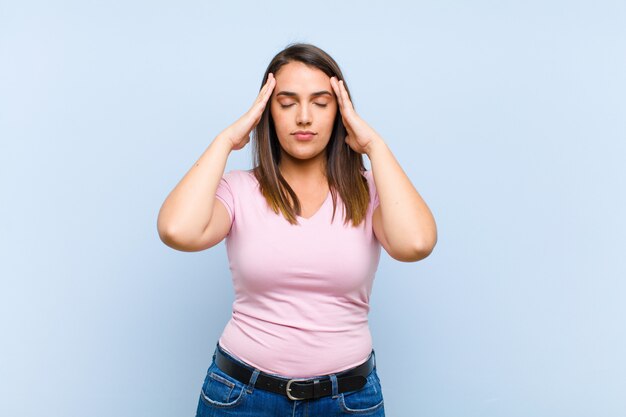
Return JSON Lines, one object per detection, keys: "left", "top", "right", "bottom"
{"left": 157, "top": 43, "right": 437, "bottom": 416}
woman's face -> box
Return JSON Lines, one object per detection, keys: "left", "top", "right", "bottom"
{"left": 270, "top": 61, "right": 338, "bottom": 165}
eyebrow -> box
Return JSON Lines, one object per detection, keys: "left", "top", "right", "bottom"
{"left": 275, "top": 90, "right": 333, "bottom": 98}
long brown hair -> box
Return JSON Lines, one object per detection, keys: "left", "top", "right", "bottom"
{"left": 252, "top": 43, "right": 371, "bottom": 227}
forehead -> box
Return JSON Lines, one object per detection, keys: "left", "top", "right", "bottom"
{"left": 273, "top": 61, "right": 330, "bottom": 92}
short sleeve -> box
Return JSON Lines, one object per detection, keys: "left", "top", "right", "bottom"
{"left": 363, "top": 170, "right": 380, "bottom": 211}
{"left": 215, "top": 172, "right": 235, "bottom": 224}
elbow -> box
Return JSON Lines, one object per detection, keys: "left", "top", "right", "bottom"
{"left": 157, "top": 215, "right": 178, "bottom": 247}
{"left": 414, "top": 227, "right": 438, "bottom": 260}
{"left": 158, "top": 226, "right": 177, "bottom": 247}
{"left": 393, "top": 220, "right": 438, "bottom": 262}
{"left": 391, "top": 236, "right": 437, "bottom": 263}
{"left": 157, "top": 227, "right": 203, "bottom": 252}
{"left": 156, "top": 221, "right": 203, "bottom": 252}
{"left": 415, "top": 232, "right": 438, "bottom": 260}
{"left": 409, "top": 243, "right": 435, "bottom": 262}
{"left": 157, "top": 223, "right": 181, "bottom": 248}
{"left": 415, "top": 239, "right": 436, "bottom": 260}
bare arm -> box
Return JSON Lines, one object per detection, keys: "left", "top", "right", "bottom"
{"left": 329, "top": 75, "right": 437, "bottom": 262}
{"left": 157, "top": 134, "right": 234, "bottom": 251}
{"left": 157, "top": 73, "right": 276, "bottom": 251}
{"left": 368, "top": 138, "right": 438, "bottom": 262}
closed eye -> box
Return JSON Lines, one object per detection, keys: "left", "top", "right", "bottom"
{"left": 279, "top": 103, "right": 328, "bottom": 108}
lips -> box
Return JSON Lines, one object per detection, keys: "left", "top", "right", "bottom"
{"left": 292, "top": 131, "right": 316, "bottom": 141}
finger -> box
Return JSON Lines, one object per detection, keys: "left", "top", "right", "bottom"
{"left": 259, "top": 74, "right": 275, "bottom": 104}
{"left": 255, "top": 81, "right": 273, "bottom": 113}
{"left": 330, "top": 77, "right": 345, "bottom": 110}
{"left": 334, "top": 80, "right": 352, "bottom": 126}
{"left": 252, "top": 77, "right": 275, "bottom": 114}
{"left": 264, "top": 73, "right": 276, "bottom": 100}
{"left": 338, "top": 80, "right": 354, "bottom": 111}
{"left": 256, "top": 73, "right": 274, "bottom": 103}
{"left": 333, "top": 77, "right": 343, "bottom": 107}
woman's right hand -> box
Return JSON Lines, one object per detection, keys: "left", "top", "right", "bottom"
{"left": 222, "top": 73, "right": 276, "bottom": 151}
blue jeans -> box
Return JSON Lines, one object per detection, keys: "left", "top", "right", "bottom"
{"left": 195, "top": 342, "right": 385, "bottom": 416}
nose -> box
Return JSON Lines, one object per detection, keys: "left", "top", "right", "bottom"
{"left": 296, "top": 103, "right": 312, "bottom": 126}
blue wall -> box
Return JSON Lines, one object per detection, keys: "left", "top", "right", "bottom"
{"left": 1, "top": 1, "right": 624, "bottom": 416}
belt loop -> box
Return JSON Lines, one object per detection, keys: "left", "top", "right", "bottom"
{"left": 246, "top": 369, "right": 260, "bottom": 394}
{"left": 329, "top": 374, "right": 339, "bottom": 398}
{"left": 372, "top": 349, "right": 376, "bottom": 368}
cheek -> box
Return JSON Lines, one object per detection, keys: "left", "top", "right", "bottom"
{"left": 274, "top": 114, "right": 285, "bottom": 132}
{"left": 322, "top": 108, "right": 338, "bottom": 130}
{"left": 270, "top": 106, "right": 284, "bottom": 128}
{"left": 270, "top": 110, "right": 289, "bottom": 140}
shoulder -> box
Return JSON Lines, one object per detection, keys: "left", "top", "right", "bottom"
{"left": 223, "top": 169, "right": 257, "bottom": 185}
{"left": 219, "top": 170, "right": 259, "bottom": 200}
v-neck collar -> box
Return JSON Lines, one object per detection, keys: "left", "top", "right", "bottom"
{"left": 296, "top": 190, "right": 331, "bottom": 222}
{"left": 246, "top": 170, "right": 331, "bottom": 223}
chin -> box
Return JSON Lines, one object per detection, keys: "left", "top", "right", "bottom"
{"left": 283, "top": 147, "right": 325, "bottom": 161}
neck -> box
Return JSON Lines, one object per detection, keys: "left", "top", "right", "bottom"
{"left": 278, "top": 153, "right": 327, "bottom": 187}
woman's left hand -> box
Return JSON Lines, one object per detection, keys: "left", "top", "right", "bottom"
{"left": 330, "top": 76, "right": 382, "bottom": 155}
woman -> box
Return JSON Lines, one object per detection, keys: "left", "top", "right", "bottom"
{"left": 157, "top": 43, "right": 437, "bottom": 416}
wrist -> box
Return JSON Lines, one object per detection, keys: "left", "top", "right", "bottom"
{"left": 215, "top": 130, "right": 236, "bottom": 152}
{"left": 365, "top": 135, "right": 387, "bottom": 157}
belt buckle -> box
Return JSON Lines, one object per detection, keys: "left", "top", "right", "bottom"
{"left": 285, "top": 378, "right": 311, "bottom": 401}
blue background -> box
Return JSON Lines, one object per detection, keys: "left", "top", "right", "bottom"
{"left": 1, "top": 1, "right": 625, "bottom": 416}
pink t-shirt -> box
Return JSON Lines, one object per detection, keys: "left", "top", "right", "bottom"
{"left": 215, "top": 169, "right": 382, "bottom": 378}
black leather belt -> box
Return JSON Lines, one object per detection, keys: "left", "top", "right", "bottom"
{"left": 214, "top": 345, "right": 375, "bottom": 401}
